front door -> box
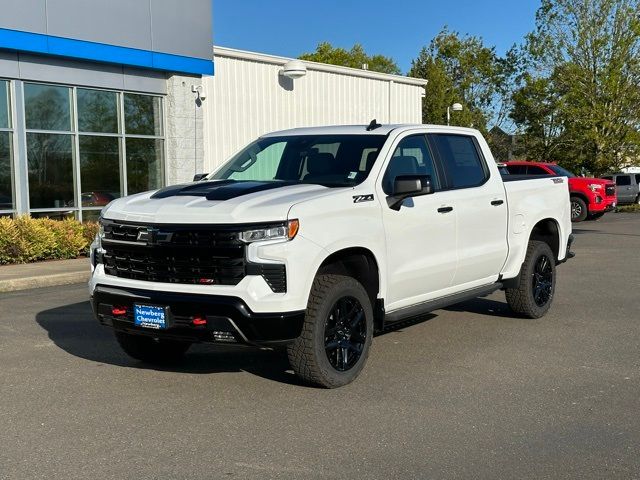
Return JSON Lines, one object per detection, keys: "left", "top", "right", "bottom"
{"left": 378, "top": 133, "right": 458, "bottom": 312}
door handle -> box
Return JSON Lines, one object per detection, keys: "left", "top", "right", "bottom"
{"left": 437, "top": 206, "right": 453, "bottom": 213}
{"left": 491, "top": 199, "right": 504, "bottom": 206}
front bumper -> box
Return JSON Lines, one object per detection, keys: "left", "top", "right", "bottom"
{"left": 92, "top": 284, "right": 305, "bottom": 346}
{"left": 588, "top": 197, "right": 616, "bottom": 213}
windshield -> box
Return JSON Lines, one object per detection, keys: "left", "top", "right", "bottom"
{"left": 209, "top": 134, "right": 387, "bottom": 187}
{"left": 549, "top": 165, "right": 575, "bottom": 178}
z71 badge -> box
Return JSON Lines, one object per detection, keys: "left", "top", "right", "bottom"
{"left": 353, "top": 194, "right": 374, "bottom": 203}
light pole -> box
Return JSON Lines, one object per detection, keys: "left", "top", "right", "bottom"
{"left": 447, "top": 102, "right": 463, "bottom": 126}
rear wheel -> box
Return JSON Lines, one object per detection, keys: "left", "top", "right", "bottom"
{"left": 287, "top": 274, "right": 373, "bottom": 388}
{"left": 570, "top": 197, "right": 588, "bottom": 222}
{"left": 115, "top": 331, "right": 191, "bottom": 364}
{"left": 506, "top": 241, "right": 556, "bottom": 319}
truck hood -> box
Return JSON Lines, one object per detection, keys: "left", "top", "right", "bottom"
{"left": 569, "top": 177, "right": 614, "bottom": 187}
{"left": 101, "top": 180, "right": 335, "bottom": 224}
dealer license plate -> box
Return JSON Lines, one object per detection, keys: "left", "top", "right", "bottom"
{"left": 134, "top": 304, "right": 168, "bottom": 329}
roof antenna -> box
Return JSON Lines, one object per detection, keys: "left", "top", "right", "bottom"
{"left": 366, "top": 119, "right": 382, "bottom": 131}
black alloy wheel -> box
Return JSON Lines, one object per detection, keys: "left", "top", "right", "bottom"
{"left": 505, "top": 240, "right": 557, "bottom": 319}
{"left": 532, "top": 254, "right": 554, "bottom": 307}
{"left": 324, "top": 296, "right": 367, "bottom": 372}
{"left": 287, "top": 274, "right": 374, "bottom": 388}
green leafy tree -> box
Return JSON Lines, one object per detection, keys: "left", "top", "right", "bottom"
{"left": 300, "top": 42, "right": 401, "bottom": 75}
{"left": 512, "top": 0, "right": 640, "bottom": 174}
{"left": 408, "top": 28, "right": 518, "bottom": 156}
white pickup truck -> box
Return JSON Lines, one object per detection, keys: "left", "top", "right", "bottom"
{"left": 90, "top": 123, "right": 574, "bottom": 388}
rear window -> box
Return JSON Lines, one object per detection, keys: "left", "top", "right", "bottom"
{"left": 548, "top": 165, "right": 575, "bottom": 177}
{"left": 616, "top": 175, "right": 631, "bottom": 186}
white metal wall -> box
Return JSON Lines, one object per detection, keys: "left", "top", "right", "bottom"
{"left": 202, "top": 48, "right": 426, "bottom": 172}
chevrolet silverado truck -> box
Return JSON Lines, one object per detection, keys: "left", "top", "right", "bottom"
{"left": 503, "top": 161, "right": 617, "bottom": 222}
{"left": 90, "top": 123, "right": 574, "bottom": 388}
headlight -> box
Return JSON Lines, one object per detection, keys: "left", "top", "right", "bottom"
{"left": 240, "top": 219, "right": 299, "bottom": 243}
{"left": 588, "top": 183, "right": 603, "bottom": 192}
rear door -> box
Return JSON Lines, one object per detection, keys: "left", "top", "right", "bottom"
{"left": 428, "top": 133, "right": 508, "bottom": 289}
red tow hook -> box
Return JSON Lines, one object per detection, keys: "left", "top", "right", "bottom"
{"left": 111, "top": 306, "right": 127, "bottom": 316}
{"left": 192, "top": 315, "right": 207, "bottom": 326}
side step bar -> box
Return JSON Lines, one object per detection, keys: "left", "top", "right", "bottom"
{"left": 383, "top": 283, "right": 502, "bottom": 325}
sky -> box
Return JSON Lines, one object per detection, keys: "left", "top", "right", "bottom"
{"left": 213, "top": 0, "right": 541, "bottom": 73}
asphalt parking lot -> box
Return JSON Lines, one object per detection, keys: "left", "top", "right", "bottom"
{"left": 1, "top": 213, "right": 639, "bottom": 480}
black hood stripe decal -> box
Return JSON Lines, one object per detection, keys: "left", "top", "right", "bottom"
{"left": 151, "top": 180, "right": 298, "bottom": 201}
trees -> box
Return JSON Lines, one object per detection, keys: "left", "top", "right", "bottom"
{"left": 299, "top": 42, "right": 400, "bottom": 75}
{"left": 512, "top": 0, "right": 640, "bottom": 174}
{"left": 408, "top": 28, "right": 517, "bottom": 156}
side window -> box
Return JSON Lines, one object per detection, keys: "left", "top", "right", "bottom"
{"left": 506, "top": 165, "right": 527, "bottom": 175}
{"left": 382, "top": 135, "right": 439, "bottom": 194}
{"left": 616, "top": 175, "right": 631, "bottom": 186}
{"left": 227, "top": 142, "right": 286, "bottom": 181}
{"left": 527, "top": 166, "right": 549, "bottom": 175}
{"left": 430, "top": 134, "right": 488, "bottom": 188}
{"left": 635, "top": 174, "right": 640, "bottom": 185}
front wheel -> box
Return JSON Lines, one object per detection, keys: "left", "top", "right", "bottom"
{"left": 287, "top": 274, "right": 373, "bottom": 388}
{"left": 115, "top": 331, "right": 191, "bottom": 364}
{"left": 570, "top": 196, "right": 588, "bottom": 222}
{"left": 505, "top": 240, "right": 556, "bottom": 319}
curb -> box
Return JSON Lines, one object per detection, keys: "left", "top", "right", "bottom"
{"left": 0, "top": 271, "right": 89, "bottom": 293}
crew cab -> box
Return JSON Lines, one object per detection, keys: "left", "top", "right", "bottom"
{"left": 503, "top": 161, "right": 617, "bottom": 222}
{"left": 90, "top": 124, "right": 573, "bottom": 388}
{"left": 601, "top": 173, "right": 640, "bottom": 205}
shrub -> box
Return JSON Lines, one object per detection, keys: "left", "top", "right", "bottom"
{"left": 616, "top": 204, "right": 640, "bottom": 213}
{"left": 0, "top": 216, "right": 99, "bottom": 265}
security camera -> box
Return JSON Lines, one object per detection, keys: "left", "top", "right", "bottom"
{"left": 191, "top": 84, "right": 206, "bottom": 101}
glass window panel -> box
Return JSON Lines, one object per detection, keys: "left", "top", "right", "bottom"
{"left": 79, "top": 136, "right": 121, "bottom": 207}
{"left": 0, "top": 80, "right": 9, "bottom": 129}
{"left": 124, "top": 94, "right": 162, "bottom": 135}
{"left": 27, "top": 133, "right": 74, "bottom": 209}
{"left": 24, "top": 83, "right": 71, "bottom": 131}
{"left": 81, "top": 209, "right": 102, "bottom": 223}
{"left": 0, "top": 132, "right": 13, "bottom": 210}
{"left": 126, "top": 138, "right": 163, "bottom": 194}
{"left": 77, "top": 88, "right": 118, "bottom": 133}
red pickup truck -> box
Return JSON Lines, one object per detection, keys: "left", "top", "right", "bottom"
{"left": 504, "top": 161, "right": 617, "bottom": 222}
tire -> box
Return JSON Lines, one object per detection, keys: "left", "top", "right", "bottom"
{"left": 570, "top": 196, "right": 588, "bottom": 222}
{"left": 587, "top": 212, "right": 605, "bottom": 221}
{"left": 505, "top": 240, "right": 556, "bottom": 319}
{"left": 287, "top": 274, "right": 374, "bottom": 388}
{"left": 115, "top": 331, "right": 191, "bottom": 364}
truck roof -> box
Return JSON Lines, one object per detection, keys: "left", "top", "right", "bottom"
{"left": 261, "top": 124, "right": 480, "bottom": 137}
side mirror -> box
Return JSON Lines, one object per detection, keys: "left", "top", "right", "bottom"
{"left": 193, "top": 173, "right": 209, "bottom": 182}
{"left": 387, "top": 174, "right": 433, "bottom": 210}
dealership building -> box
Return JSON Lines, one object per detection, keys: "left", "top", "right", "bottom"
{"left": 0, "top": 0, "right": 426, "bottom": 221}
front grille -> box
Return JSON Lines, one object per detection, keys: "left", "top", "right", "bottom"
{"left": 605, "top": 185, "right": 616, "bottom": 197}
{"left": 101, "top": 220, "right": 286, "bottom": 292}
